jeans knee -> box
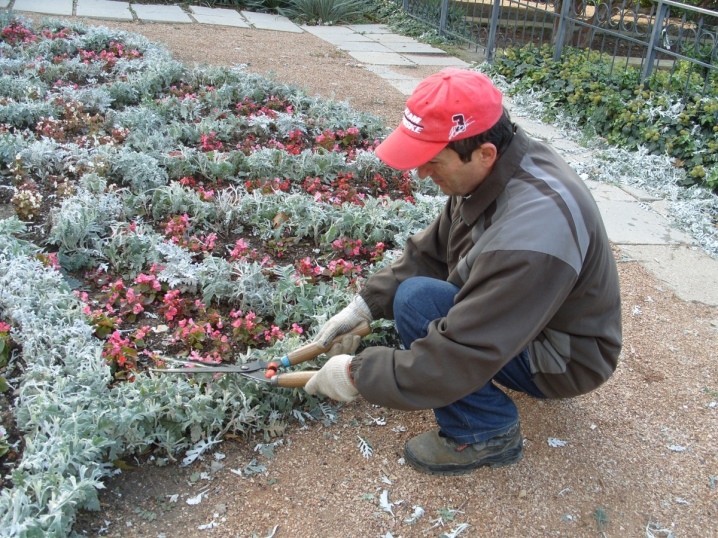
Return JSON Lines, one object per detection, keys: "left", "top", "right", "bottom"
{"left": 394, "top": 277, "right": 431, "bottom": 319}
{"left": 394, "top": 277, "right": 459, "bottom": 328}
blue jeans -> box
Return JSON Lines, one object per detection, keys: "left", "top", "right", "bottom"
{"left": 393, "top": 276, "right": 545, "bottom": 444}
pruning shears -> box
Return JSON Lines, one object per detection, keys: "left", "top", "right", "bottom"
{"left": 150, "top": 321, "right": 371, "bottom": 388}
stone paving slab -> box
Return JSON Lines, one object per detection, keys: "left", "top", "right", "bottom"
{"left": 585, "top": 181, "right": 637, "bottom": 203}
{"left": 371, "top": 33, "right": 423, "bottom": 43}
{"left": 382, "top": 41, "right": 449, "bottom": 55}
{"left": 384, "top": 78, "right": 421, "bottom": 96}
{"left": 337, "top": 41, "right": 395, "bottom": 53}
{"left": 132, "top": 4, "right": 192, "bottom": 23}
{"left": 301, "top": 25, "right": 372, "bottom": 42}
{"left": 620, "top": 244, "right": 718, "bottom": 305}
{"left": 345, "top": 24, "right": 391, "bottom": 34}
{"left": 189, "top": 5, "right": 250, "bottom": 28}
{"left": 0, "top": 0, "right": 11, "bottom": 8}
{"left": 364, "top": 65, "right": 422, "bottom": 80}
{"left": 347, "top": 50, "right": 416, "bottom": 66}
{"left": 76, "top": 0, "right": 133, "bottom": 21}
{"left": 516, "top": 118, "right": 561, "bottom": 141}
{"left": 14, "top": 0, "right": 72, "bottom": 16}
{"left": 402, "top": 54, "right": 470, "bottom": 66}
{"left": 242, "top": 11, "right": 302, "bottom": 33}
{"left": 365, "top": 66, "right": 423, "bottom": 95}
{"left": 594, "top": 199, "right": 694, "bottom": 245}
{"left": 619, "top": 184, "right": 663, "bottom": 202}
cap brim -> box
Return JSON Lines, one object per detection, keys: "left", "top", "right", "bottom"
{"left": 374, "top": 128, "right": 447, "bottom": 171}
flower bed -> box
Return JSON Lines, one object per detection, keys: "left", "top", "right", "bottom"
{"left": 0, "top": 14, "right": 445, "bottom": 535}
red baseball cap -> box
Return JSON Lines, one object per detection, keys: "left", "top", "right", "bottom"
{"left": 375, "top": 69, "right": 504, "bottom": 170}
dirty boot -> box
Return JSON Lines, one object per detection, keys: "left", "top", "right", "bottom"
{"left": 404, "top": 423, "right": 523, "bottom": 476}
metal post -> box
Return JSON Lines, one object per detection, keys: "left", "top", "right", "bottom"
{"left": 486, "top": 0, "right": 501, "bottom": 62}
{"left": 439, "top": 0, "right": 449, "bottom": 36}
{"left": 643, "top": 0, "right": 668, "bottom": 83}
{"left": 553, "top": 0, "right": 575, "bottom": 63}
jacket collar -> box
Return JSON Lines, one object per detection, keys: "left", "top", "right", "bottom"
{"left": 458, "top": 125, "right": 529, "bottom": 226}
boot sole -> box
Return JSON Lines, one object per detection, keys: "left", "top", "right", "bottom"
{"left": 404, "top": 444, "right": 524, "bottom": 476}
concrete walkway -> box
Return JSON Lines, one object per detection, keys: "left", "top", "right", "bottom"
{"left": 6, "top": 0, "right": 718, "bottom": 308}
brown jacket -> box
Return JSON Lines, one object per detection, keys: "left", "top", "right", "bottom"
{"left": 351, "top": 127, "right": 622, "bottom": 410}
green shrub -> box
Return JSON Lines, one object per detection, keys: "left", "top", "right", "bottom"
{"left": 279, "top": 0, "right": 371, "bottom": 24}
{"left": 487, "top": 45, "right": 718, "bottom": 188}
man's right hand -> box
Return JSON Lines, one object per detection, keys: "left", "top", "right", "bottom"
{"left": 314, "top": 296, "right": 372, "bottom": 348}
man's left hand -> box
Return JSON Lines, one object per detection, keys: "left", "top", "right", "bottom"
{"left": 304, "top": 354, "right": 359, "bottom": 402}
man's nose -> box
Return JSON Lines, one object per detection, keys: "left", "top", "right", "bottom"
{"left": 416, "top": 163, "right": 431, "bottom": 179}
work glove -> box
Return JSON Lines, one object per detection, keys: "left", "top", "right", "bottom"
{"left": 314, "top": 296, "right": 372, "bottom": 348}
{"left": 304, "top": 354, "right": 359, "bottom": 402}
{"left": 326, "top": 333, "right": 362, "bottom": 358}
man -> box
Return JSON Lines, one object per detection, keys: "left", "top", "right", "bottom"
{"left": 305, "top": 68, "right": 622, "bottom": 476}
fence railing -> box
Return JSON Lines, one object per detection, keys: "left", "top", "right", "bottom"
{"left": 396, "top": 0, "right": 718, "bottom": 97}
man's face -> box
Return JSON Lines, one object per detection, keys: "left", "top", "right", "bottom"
{"left": 416, "top": 144, "right": 495, "bottom": 197}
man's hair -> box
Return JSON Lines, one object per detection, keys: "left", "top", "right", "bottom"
{"left": 447, "top": 108, "right": 515, "bottom": 163}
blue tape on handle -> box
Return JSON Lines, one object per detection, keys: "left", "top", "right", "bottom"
{"left": 280, "top": 355, "right": 291, "bottom": 368}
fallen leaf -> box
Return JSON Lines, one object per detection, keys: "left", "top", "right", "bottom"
{"left": 379, "top": 489, "right": 394, "bottom": 516}
{"left": 273, "top": 212, "right": 289, "bottom": 228}
{"left": 186, "top": 492, "right": 204, "bottom": 505}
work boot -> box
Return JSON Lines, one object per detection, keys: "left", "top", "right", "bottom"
{"left": 404, "top": 423, "right": 523, "bottom": 476}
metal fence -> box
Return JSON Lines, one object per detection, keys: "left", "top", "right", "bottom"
{"left": 397, "top": 0, "right": 718, "bottom": 96}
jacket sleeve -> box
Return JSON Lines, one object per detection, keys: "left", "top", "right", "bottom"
{"left": 352, "top": 249, "right": 578, "bottom": 411}
{"left": 358, "top": 198, "right": 454, "bottom": 320}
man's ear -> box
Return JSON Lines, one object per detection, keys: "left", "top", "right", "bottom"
{"left": 479, "top": 142, "right": 498, "bottom": 165}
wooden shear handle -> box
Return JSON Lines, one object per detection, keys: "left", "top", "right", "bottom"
{"left": 271, "top": 371, "right": 316, "bottom": 388}
{"left": 284, "top": 321, "right": 371, "bottom": 366}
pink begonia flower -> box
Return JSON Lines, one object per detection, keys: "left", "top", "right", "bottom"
{"left": 134, "top": 326, "right": 149, "bottom": 340}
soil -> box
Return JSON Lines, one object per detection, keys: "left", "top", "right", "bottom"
{"left": 14, "top": 15, "right": 718, "bottom": 538}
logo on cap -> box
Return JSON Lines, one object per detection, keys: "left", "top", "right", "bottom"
{"left": 402, "top": 107, "right": 423, "bottom": 134}
{"left": 449, "top": 114, "right": 473, "bottom": 140}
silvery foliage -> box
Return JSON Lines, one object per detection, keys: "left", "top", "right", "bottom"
{"left": 229, "top": 260, "right": 275, "bottom": 316}
{"left": 56, "top": 85, "right": 114, "bottom": 114}
{"left": 124, "top": 129, "right": 175, "bottom": 155}
{"left": 47, "top": 174, "right": 124, "bottom": 269}
{"left": 272, "top": 111, "right": 309, "bottom": 139}
{"left": 156, "top": 241, "right": 200, "bottom": 292}
{"left": 0, "top": 74, "right": 48, "bottom": 102}
{"left": 105, "top": 146, "right": 169, "bottom": 191}
{"left": 244, "top": 147, "right": 304, "bottom": 179}
{"left": 107, "top": 105, "right": 167, "bottom": 134}
{"left": 0, "top": 131, "right": 27, "bottom": 167}
{"left": 161, "top": 145, "right": 240, "bottom": 182}
{"left": 197, "top": 256, "right": 235, "bottom": 305}
{"left": 0, "top": 218, "right": 41, "bottom": 258}
{"left": 103, "top": 220, "right": 164, "bottom": 277}
{"left": 218, "top": 186, "right": 442, "bottom": 247}
{"left": 0, "top": 99, "right": 57, "bottom": 129}
{"left": 271, "top": 265, "right": 355, "bottom": 327}
{"left": 212, "top": 185, "right": 245, "bottom": 234}
{"left": 147, "top": 181, "right": 216, "bottom": 224}
{"left": 16, "top": 138, "right": 68, "bottom": 181}
{"left": 302, "top": 96, "right": 387, "bottom": 135}
{"left": 0, "top": 231, "right": 276, "bottom": 535}
{"left": 46, "top": 175, "right": 125, "bottom": 259}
